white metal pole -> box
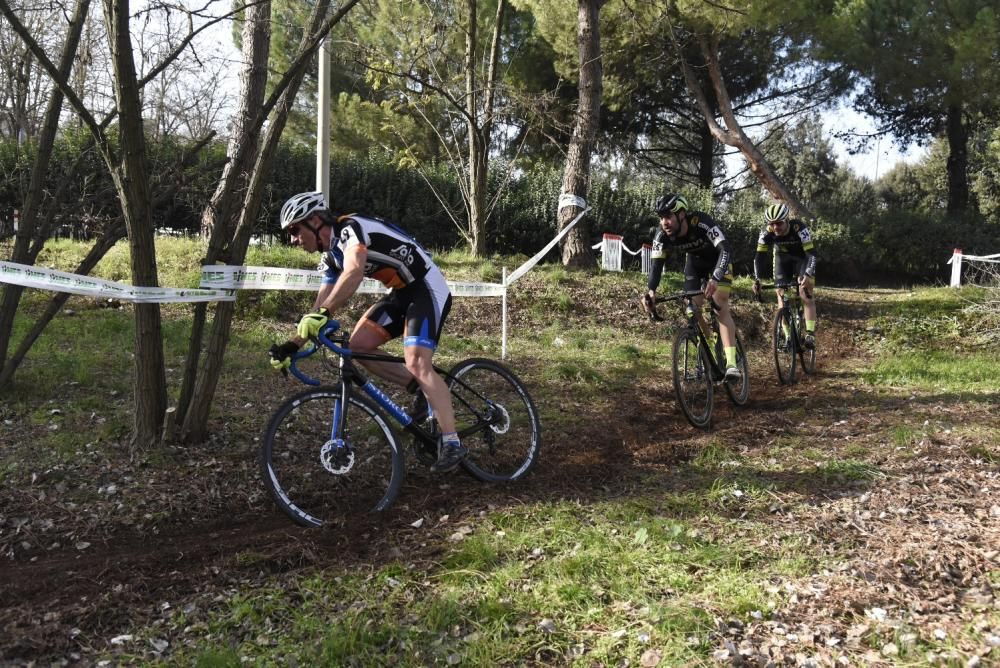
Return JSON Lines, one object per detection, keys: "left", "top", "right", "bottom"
{"left": 316, "top": 38, "right": 331, "bottom": 200}
{"left": 950, "top": 248, "right": 963, "bottom": 288}
{"left": 502, "top": 267, "right": 508, "bottom": 360}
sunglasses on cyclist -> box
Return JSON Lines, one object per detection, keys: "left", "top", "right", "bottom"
{"left": 286, "top": 223, "right": 302, "bottom": 236}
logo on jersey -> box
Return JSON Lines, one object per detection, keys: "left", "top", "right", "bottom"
{"left": 389, "top": 243, "right": 416, "bottom": 266}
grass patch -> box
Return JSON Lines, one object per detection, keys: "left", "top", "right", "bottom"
{"left": 862, "top": 349, "right": 1000, "bottom": 394}
{"left": 129, "top": 500, "right": 801, "bottom": 666}
{"left": 814, "top": 459, "right": 882, "bottom": 484}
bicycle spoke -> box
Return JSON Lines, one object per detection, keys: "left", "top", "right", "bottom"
{"left": 724, "top": 333, "right": 751, "bottom": 405}
{"left": 772, "top": 309, "right": 796, "bottom": 384}
{"left": 673, "top": 329, "right": 713, "bottom": 428}
{"left": 446, "top": 359, "right": 541, "bottom": 483}
{"left": 261, "top": 388, "right": 404, "bottom": 527}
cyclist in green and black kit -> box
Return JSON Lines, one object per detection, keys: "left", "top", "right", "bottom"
{"left": 751, "top": 203, "right": 818, "bottom": 349}
{"left": 642, "top": 193, "right": 743, "bottom": 381}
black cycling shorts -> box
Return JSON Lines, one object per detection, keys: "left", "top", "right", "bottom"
{"left": 684, "top": 254, "right": 733, "bottom": 293}
{"left": 359, "top": 269, "right": 452, "bottom": 351}
{"left": 774, "top": 254, "right": 812, "bottom": 286}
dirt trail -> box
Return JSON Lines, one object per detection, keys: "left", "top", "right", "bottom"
{"left": 2, "top": 288, "right": 997, "bottom": 665}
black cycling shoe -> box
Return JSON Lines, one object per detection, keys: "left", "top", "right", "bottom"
{"left": 430, "top": 441, "right": 467, "bottom": 473}
{"left": 803, "top": 333, "right": 816, "bottom": 350}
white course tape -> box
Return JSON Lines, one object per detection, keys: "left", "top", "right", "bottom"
{"left": 200, "top": 265, "right": 505, "bottom": 297}
{"left": 558, "top": 193, "right": 587, "bottom": 211}
{"left": 0, "top": 261, "right": 235, "bottom": 303}
{"left": 505, "top": 206, "right": 590, "bottom": 286}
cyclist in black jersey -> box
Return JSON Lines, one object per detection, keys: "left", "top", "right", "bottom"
{"left": 641, "top": 193, "right": 742, "bottom": 382}
{"left": 268, "top": 191, "right": 466, "bottom": 473}
{"left": 751, "top": 203, "right": 818, "bottom": 349}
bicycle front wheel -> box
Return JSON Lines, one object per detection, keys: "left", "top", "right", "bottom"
{"left": 672, "top": 329, "right": 713, "bottom": 428}
{"left": 772, "top": 309, "right": 797, "bottom": 385}
{"left": 261, "top": 386, "right": 405, "bottom": 528}
{"left": 797, "top": 306, "right": 816, "bottom": 374}
{"left": 724, "top": 332, "right": 750, "bottom": 406}
{"left": 446, "top": 358, "right": 541, "bottom": 483}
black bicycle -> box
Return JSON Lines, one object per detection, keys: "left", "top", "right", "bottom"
{"left": 647, "top": 291, "right": 750, "bottom": 428}
{"left": 262, "top": 320, "right": 541, "bottom": 527}
{"left": 760, "top": 281, "right": 816, "bottom": 384}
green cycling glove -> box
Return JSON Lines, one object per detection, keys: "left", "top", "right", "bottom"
{"left": 269, "top": 341, "right": 300, "bottom": 372}
{"left": 296, "top": 307, "right": 330, "bottom": 340}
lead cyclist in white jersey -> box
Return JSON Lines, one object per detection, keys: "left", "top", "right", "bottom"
{"left": 268, "top": 191, "right": 466, "bottom": 473}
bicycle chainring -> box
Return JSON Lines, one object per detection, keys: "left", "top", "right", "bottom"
{"left": 320, "top": 439, "right": 354, "bottom": 475}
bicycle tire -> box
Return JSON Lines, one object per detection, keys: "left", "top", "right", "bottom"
{"left": 261, "top": 386, "right": 405, "bottom": 528}
{"left": 445, "top": 358, "right": 541, "bottom": 483}
{"left": 797, "top": 305, "right": 816, "bottom": 374}
{"left": 672, "top": 328, "right": 713, "bottom": 428}
{"left": 772, "top": 308, "right": 797, "bottom": 385}
{"left": 724, "top": 332, "right": 751, "bottom": 406}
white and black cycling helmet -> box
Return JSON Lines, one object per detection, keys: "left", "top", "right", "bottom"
{"left": 654, "top": 193, "right": 688, "bottom": 216}
{"left": 279, "top": 191, "right": 328, "bottom": 230}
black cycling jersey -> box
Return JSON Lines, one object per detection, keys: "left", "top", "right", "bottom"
{"left": 647, "top": 211, "right": 733, "bottom": 291}
{"left": 753, "top": 219, "right": 817, "bottom": 280}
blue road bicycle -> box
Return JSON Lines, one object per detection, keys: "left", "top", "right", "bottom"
{"left": 261, "top": 320, "right": 541, "bottom": 527}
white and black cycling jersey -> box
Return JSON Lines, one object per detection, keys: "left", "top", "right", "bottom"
{"left": 320, "top": 214, "right": 437, "bottom": 289}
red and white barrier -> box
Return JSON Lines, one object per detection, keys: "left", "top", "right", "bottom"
{"left": 948, "top": 248, "right": 1000, "bottom": 287}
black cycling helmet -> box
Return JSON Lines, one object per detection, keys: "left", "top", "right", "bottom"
{"left": 654, "top": 193, "right": 688, "bottom": 216}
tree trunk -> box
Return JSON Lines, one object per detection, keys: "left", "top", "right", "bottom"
{"left": 467, "top": 129, "right": 488, "bottom": 257}
{"left": 559, "top": 0, "right": 604, "bottom": 269}
{"left": 180, "top": 0, "right": 349, "bottom": 443}
{"left": 698, "top": 123, "right": 714, "bottom": 188}
{"left": 182, "top": 62, "right": 318, "bottom": 442}
{"left": 679, "top": 35, "right": 812, "bottom": 220}
{"left": 462, "top": 0, "right": 505, "bottom": 258}
{"left": 0, "top": 0, "right": 88, "bottom": 369}
{"left": 177, "top": 0, "right": 272, "bottom": 430}
{"left": 105, "top": 0, "right": 166, "bottom": 448}
{"left": 944, "top": 102, "right": 969, "bottom": 214}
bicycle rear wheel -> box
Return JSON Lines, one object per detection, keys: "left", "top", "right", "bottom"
{"left": 446, "top": 358, "right": 541, "bottom": 483}
{"left": 672, "top": 329, "right": 713, "bottom": 428}
{"left": 796, "top": 306, "right": 816, "bottom": 374}
{"left": 724, "top": 332, "right": 750, "bottom": 405}
{"left": 261, "top": 386, "right": 405, "bottom": 528}
{"left": 772, "top": 309, "right": 797, "bottom": 385}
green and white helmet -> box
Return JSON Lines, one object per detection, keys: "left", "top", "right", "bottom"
{"left": 764, "top": 203, "right": 789, "bottom": 224}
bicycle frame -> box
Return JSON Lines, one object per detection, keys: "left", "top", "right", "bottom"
{"left": 660, "top": 291, "right": 727, "bottom": 383}
{"left": 759, "top": 279, "right": 815, "bottom": 385}
{"left": 285, "top": 321, "right": 492, "bottom": 448}
{"left": 774, "top": 281, "right": 808, "bottom": 364}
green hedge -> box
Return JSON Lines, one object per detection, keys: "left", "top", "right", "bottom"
{"left": 2, "top": 135, "right": 998, "bottom": 282}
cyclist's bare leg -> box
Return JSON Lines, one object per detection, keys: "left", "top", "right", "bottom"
{"left": 711, "top": 289, "right": 737, "bottom": 349}
{"left": 349, "top": 317, "right": 413, "bottom": 386}
{"left": 404, "top": 345, "right": 456, "bottom": 434}
{"left": 348, "top": 315, "right": 457, "bottom": 435}
{"left": 799, "top": 276, "right": 817, "bottom": 325}
{"left": 690, "top": 295, "right": 715, "bottom": 341}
